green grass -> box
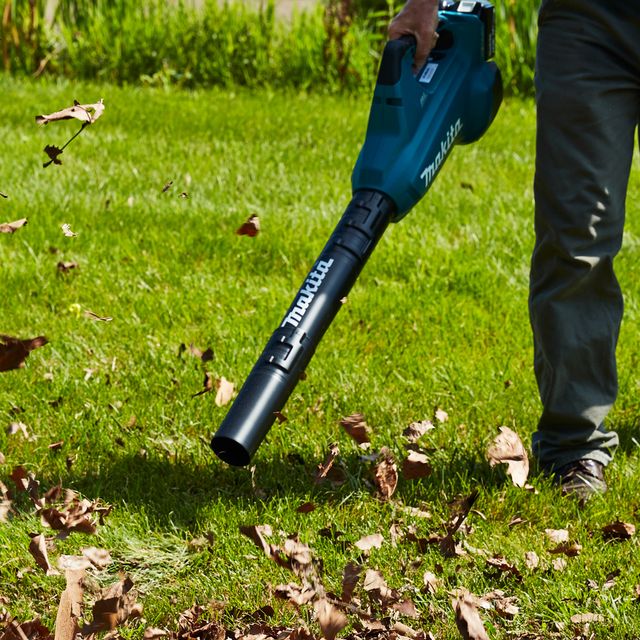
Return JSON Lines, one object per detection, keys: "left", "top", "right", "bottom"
{"left": 1, "top": 76, "right": 640, "bottom": 639}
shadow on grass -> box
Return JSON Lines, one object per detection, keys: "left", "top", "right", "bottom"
{"left": 60, "top": 439, "right": 511, "bottom": 531}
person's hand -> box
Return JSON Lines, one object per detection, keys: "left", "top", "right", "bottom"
{"left": 388, "top": 0, "right": 440, "bottom": 72}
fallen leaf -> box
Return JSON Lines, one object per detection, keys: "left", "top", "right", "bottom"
{"left": 485, "top": 556, "right": 522, "bottom": 580}
{"left": 363, "top": 568, "right": 400, "bottom": 606}
{"left": 61, "top": 224, "right": 77, "bottom": 237}
{"left": 36, "top": 99, "right": 105, "bottom": 125}
{"left": 452, "top": 593, "right": 489, "bottom": 640}
{"left": 545, "top": 529, "right": 569, "bottom": 544}
{"left": 373, "top": 447, "right": 397, "bottom": 500}
{"left": 0, "top": 218, "right": 27, "bottom": 234}
{"left": 570, "top": 613, "right": 604, "bottom": 624}
{"left": 422, "top": 571, "right": 441, "bottom": 595}
{"left": 602, "top": 521, "right": 636, "bottom": 540}
{"left": 392, "top": 599, "right": 419, "bottom": 618}
{"left": 552, "top": 557, "right": 567, "bottom": 571}
{"left": 313, "top": 599, "right": 347, "bottom": 640}
{"left": 402, "top": 449, "right": 432, "bottom": 479}
{"left": 144, "top": 628, "right": 168, "bottom": 640}
{"left": 524, "top": 551, "right": 539, "bottom": 570}
{"left": 0, "top": 335, "right": 48, "bottom": 372}
{"left": 214, "top": 377, "right": 235, "bottom": 406}
{"left": 486, "top": 426, "right": 529, "bottom": 487}
{"left": 7, "top": 422, "right": 33, "bottom": 440}
{"left": 296, "top": 502, "right": 316, "bottom": 514}
{"left": 29, "top": 533, "right": 59, "bottom": 575}
{"left": 549, "top": 541, "right": 582, "bottom": 557}
{"left": 340, "top": 413, "right": 370, "bottom": 445}
{"left": 402, "top": 420, "right": 435, "bottom": 442}
{"left": 236, "top": 215, "right": 260, "bottom": 237}
{"left": 354, "top": 533, "right": 384, "bottom": 552}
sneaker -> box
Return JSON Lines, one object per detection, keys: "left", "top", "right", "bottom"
{"left": 551, "top": 459, "right": 607, "bottom": 502}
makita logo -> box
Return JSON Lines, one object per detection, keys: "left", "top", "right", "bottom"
{"left": 281, "top": 258, "right": 335, "bottom": 328}
{"left": 420, "top": 118, "right": 462, "bottom": 187}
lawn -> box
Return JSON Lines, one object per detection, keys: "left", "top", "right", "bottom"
{"left": 1, "top": 76, "right": 640, "bottom": 639}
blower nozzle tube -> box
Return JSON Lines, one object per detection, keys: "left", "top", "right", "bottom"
{"left": 211, "top": 189, "right": 395, "bottom": 466}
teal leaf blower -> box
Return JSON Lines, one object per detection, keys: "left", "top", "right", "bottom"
{"left": 211, "top": 0, "right": 502, "bottom": 466}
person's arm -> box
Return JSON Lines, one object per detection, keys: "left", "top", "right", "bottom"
{"left": 388, "top": 0, "right": 439, "bottom": 71}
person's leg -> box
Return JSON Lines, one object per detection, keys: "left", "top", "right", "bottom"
{"left": 530, "top": 0, "right": 640, "bottom": 471}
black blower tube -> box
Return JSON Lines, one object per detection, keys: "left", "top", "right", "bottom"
{"left": 211, "top": 189, "right": 396, "bottom": 466}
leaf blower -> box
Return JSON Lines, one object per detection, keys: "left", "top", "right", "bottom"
{"left": 211, "top": 0, "right": 502, "bottom": 466}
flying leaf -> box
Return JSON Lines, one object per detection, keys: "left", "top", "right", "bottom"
{"left": 214, "top": 377, "right": 235, "bottom": 407}
{"left": 0, "top": 218, "right": 27, "bottom": 234}
{"left": 313, "top": 599, "right": 347, "bottom": 640}
{"left": 486, "top": 426, "right": 529, "bottom": 487}
{"left": 29, "top": 533, "right": 59, "bottom": 576}
{"left": 54, "top": 568, "right": 84, "bottom": 640}
{"left": 82, "top": 576, "right": 141, "bottom": 634}
{"left": 341, "top": 562, "right": 362, "bottom": 603}
{"left": 340, "top": 413, "right": 371, "bottom": 445}
{"left": 549, "top": 541, "right": 582, "bottom": 557}
{"left": 61, "top": 224, "right": 77, "bottom": 237}
{"left": 0, "top": 335, "right": 48, "bottom": 372}
{"left": 274, "top": 582, "right": 317, "bottom": 606}
{"left": 373, "top": 447, "right": 397, "bottom": 500}
{"left": 162, "top": 181, "right": 173, "bottom": 193}
{"left": 314, "top": 443, "right": 343, "bottom": 485}
{"left": 36, "top": 99, "right": 105, "bottom": 125}
{"left": 192, "top": 372, "right": 213, "bottom": 398}
{"left": 452, "top": 594, "right": 489, "bottom": 640}
{"left": 240, "top": 524, "right": 273, "bottom": 556}
{"left": 570, "top": 613, "right": 604, "bottom": 624}
{"left": 236, "top": 215, "right": 260, "bottom": 237}
{"left": 435, "top": 408, "right": 448, "bottom": 423}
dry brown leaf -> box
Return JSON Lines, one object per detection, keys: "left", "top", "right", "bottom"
{"left": 61, "top": 224, "right": 77, "bottom": 238}
{"left": 552, "top": 557, "right": 567, "bottom": 571}
{"left": 214, "top": 377, "right": 235, "bottom": 407}
{"left": 354, "top": 533, "right": 384, "bottom": 552}
{"left": 144, "top": 629, "right": 168, "bottom": 640}
{"left": 422, "top": 571, "right": 441, "bottom": 595}
{"left": 373, "top": 447, "right": 397, "bottom": 500}
{"left": 296, "top": 502, "right": 316, "bottom": 514}
{"left": 0, "top": 335, "right": 48, "bottom": 372}
{"left": 83, "top": 310, "right": 112, "bottom": 322}
{"left": 570, "top": 613, "right": 604, "bottom": 624}
{"left": 363, "top": 568, "right": 399, "bottom": 606}
{"left": 44, "top": 145, "right": 64, "bottom": 166}
{"left": 453, "top": 594, "right": 489, "bottom": 640}
{"left": 339, "top": 413, "right": 370, "bottom": 445}
{"left": 272, "top": 537, "right": 314, "bottom": 577}
{"left": 36, "top": 100, "right": 105, "bottom": 125}
{"left": 28, "top": 533, "right": 59, "bottom": 576}
{"left": 0, "top": 218, "right": 28, "bottom": 234}
{"left": 54, "top": 568, "right": 84, "bottom": 640}
{"left": 392, "top": 599, "right": 419, "bottom": 618}
{"left": 82, "top": 576, "right": 141, "bottom": 634}
{"left": 402, "top": 449, "right": 432, "bottom": 479}
{"left": 162, "top": 181, "right": 173, "bottom": 193}
{"left": 602, "top": 521, "right": 636, "bottom": 540}
{"left": 239, "top": 524, "right": 273, "bottom": 556}
{"left": 524, "top": 551, "right": 539, "bottom": 570}
{"left": 486, "top": 426, "right": 529, "bottom": 487}
{"left": 314, "top": 443, "right": 344, "bottom": 485}
{"left": 57, "top": 261, "right": 78, "bottom": 273}
{"left": 313, "top": 599, "right": 347, "bottom": 640}
{"left": 485, "top": 556, "right": 522, "bottom": 580}
{"left": 341, "top": 562, "right": 362, "bottom": 603}
{"left": 274, "top": 582, "right": 317, "bottom": 606}
{"left": 549, "top": 541, "right": 582, "bottom": 557}
{"left": 236, "top": 215, "right": 260, "bottom": 237}
{"left": 7, "top": 422, "right": 33, "bottom": 440}
{"left": 192, "top": 372, "right": 214, "bottom": 398}
{"left": 435, "top": 408, "right": 448, "bottom": 423}
{"left": 545, "top": 528, "right": 569, "bottom": 544}
{"left": 402, "top": 420, "right": 435, "bottom": 442}
{"left": 82, "top": 547, "right": 112, "bottom": 569}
